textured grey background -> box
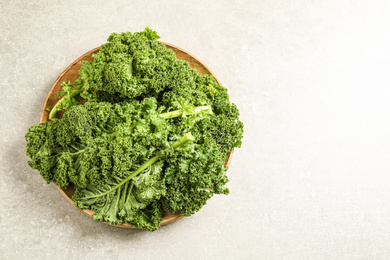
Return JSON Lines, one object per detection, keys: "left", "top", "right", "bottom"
{"left": 1, "top": 0, "right": 390, "bottom": 259}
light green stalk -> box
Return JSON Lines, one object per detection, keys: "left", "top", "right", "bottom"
{"left": 159, "top": 105, "right": 213, "bottom": 119}
{"left": 49, "top": 88, "right": 84, "bottom": 120}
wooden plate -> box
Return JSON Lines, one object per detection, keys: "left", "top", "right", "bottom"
{"left": 40, "top": 42, "right": 233, "bottom": 229}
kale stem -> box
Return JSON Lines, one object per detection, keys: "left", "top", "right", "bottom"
{"left": 159, "top": 105, "right": 213, "bottom": 119}
{"left": 49, "top": 88, "right": 84, "bottom": 120}
{"left": 93, "top": 132, "right": 194, "bottom": 198}
{"left": 171, "top": 132, "right": 195, "bottom": 148}
{"left": 70, "top": 149, "right": 85, "bottom": 156}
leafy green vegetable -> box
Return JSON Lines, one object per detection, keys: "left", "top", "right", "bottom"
{"left": 162, "top": 138, "right": 230, "bottom": 216}
{"left": 26, "top": 27, "right": 244, "bottom": 231}
{"left": 73, "top": 133, "right": 194, "bottom": 231}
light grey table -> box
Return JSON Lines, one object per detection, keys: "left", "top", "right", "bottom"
{"left": 1, "top": 1, "right": 390, "bottom": 259}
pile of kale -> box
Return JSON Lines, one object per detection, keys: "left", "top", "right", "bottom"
{"left": 25, "top": 27, "right": 243, "bottom": 231}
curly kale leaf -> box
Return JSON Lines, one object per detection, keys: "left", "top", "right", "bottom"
{"left": 159, "top": 73, "right": 244, "bottom": 155}
{"left": 73, "top": 162, "right": 165, "bottom": 231}
{"left": 162, "top": 139, "right": 229, "bottom": 216}
{"left": 73, "top": 133, "right": 195, "bottom": 231}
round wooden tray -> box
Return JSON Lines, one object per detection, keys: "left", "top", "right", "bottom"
{"left": 40, "top": 42, "right": 233, "bottom": 228}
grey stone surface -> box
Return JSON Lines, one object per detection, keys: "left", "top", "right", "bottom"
{"left": 1, "top": 0, "right": 390, "bottom": 259}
